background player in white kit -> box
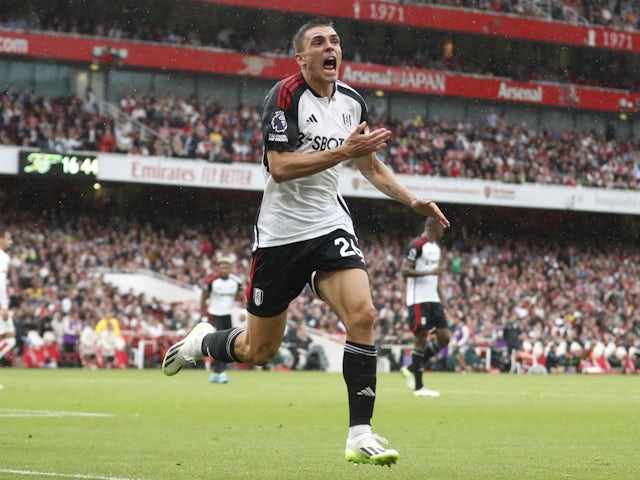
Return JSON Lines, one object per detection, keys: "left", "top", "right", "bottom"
{"left": 200, "top": 257, "right": 243, "bottom": 384}
{"left": 163, "top": 18, "right": 450, "bottom": 467}
{"left": 0, "top": 227, "right": 16, "bottom": 365}
{"left": 400, "top": 217, "right": 451, "bottom": 397}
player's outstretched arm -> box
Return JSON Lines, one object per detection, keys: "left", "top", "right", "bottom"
{"left": 355, "top": 154, "right": 450, "bottom": 229}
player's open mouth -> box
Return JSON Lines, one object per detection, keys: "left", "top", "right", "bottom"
{"left": 324, "top": 57, "right": 337, "bottom": 71}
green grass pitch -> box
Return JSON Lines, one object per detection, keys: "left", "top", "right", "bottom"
{"left": 0, "top": 368, "right": 637, "bottom": 480}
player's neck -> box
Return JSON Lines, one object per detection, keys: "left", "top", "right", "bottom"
{"left": 304, "top": 74, "right": 335, "bottom": 100}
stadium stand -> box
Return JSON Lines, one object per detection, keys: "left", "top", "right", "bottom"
{"left": 1, "top": 1, "right": 638, "bottom": 90}
{"left": 1, "top": 89, "right": 638, "bottom": 189}
{"left": 0, "top": 202, "right": 637, "bottom": 374}
{"left": 405, "top": 0, "right": 638, "bottom": 31}
{"left": 0, "top": 1, "right": 638, "bottom": 373}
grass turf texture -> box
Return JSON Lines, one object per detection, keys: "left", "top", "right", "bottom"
{"left": 0, "top": 368, "right": 637, "bottom": 480}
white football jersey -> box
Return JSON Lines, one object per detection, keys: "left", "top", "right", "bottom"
{"left": 203, "top": 274, "right": 242, "bottom": 316}
{"left": 0, "top": 249, "right": 9, "bottom": 310}
{"left": 255, "top": 74, "right": 367, "bottom": 248}
{"left": 405, "top": 236, "right": 441, "bottom": 305}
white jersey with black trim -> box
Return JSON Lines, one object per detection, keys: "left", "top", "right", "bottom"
{"left": 203, "top": 273, "right": 242, "bottom": 316}
{"left": 255, "top": 73, "right": 367, "bottom": 248}
{"left": 405, "top": 236, "right": 441, "bottom": 306}
{"left": 0, "top": 249, "right": 9, "bottom": 310}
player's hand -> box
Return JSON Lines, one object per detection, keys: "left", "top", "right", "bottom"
{"left": 343, "top": 121, "right": 390, "bottom": 158}
{"left": 429, "top": 266, "right": 445, "bottom": 275}
{"left": 411, "top": 198, "right": 450, "bottom": 229}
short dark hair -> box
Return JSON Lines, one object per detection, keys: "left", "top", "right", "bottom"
{"left": 292, "top": 17, "right": 335, "bottom": 53}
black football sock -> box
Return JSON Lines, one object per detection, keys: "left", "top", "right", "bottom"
{"left": 416, "top": 338, "right": 443, "bottom": 390}
{"left": 412, "top": 348, "right": 426, "bottom": 389}
{"left": 343, "top": 341, "right": 377, "bottom": 427}
{"left": 424, "top": 337, "right": 443, "bottom": 359}
{"left": 212, "top": 360, "right": 226, "bottom": 374}
{"left": 201, "top": 328, "right": 244, "bottom": 363}
{"left": 411, "top": 348, "right": 425, "bottom": 372}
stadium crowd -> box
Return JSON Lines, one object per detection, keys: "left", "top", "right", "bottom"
{"left": 408, "top": 0, "right": 639, "bottom": 31}
{"left": 4, "top": 0, "right": 638, "bottom": 36}
{"left": 2, "top": 87, "right": 639, "bottom": 190}
{"left": 2, "top": 2, "right": 638, "bottom": 91}
{"left": 0, "top": 205, "right": 637, "bottom": 375}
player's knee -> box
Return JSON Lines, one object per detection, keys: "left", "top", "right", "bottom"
{"left": 437, "top": 329, "right": 451, "bottom": 347}
{"left": 414, "top": 333, "right": 428, "bottom": 348}
{"left": 349, "top": 305, "right": 377, "bottom": 335}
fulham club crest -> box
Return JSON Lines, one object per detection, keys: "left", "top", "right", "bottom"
{"left": 253, "top": 288, "right": 264, "bottom": 306}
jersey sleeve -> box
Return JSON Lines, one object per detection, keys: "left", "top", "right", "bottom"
{"left": 261, "top": 75, "right": 302, "bottom": 153}
{"left": 230, "top": 274, "right": 243, "bottom": 289}
{"left": 406, "top": 236, "right": 426, "bottom": 263}
{"left": 358, "top": 95, "right": 368, "bottom": 125}
{"left": 202, "top": 274, "right": 218, "bottom": 293}
{"left": 405, "top": 237, "right": 418, "bottom": 262}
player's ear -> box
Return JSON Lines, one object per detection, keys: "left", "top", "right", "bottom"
{"left": 295, "top": 53, "right": 306, "bottom": 67}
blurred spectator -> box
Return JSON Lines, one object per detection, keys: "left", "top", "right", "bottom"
{"left": 96, "top": 321, "right": 118, "bottom": 368}
{"left": 78, "top": 320, "right": 99, "bottom": 369}
{"left": 99, "top": 125, "right": 117, "bottom": 152}
{"left": 446, "top": 313, "right": 483, "bottom": 373}
{"left": 95, "top": 308, "right": 121, "bottom": 337}
{"left": 60, "top": 306, "right": 82, "bottom": 366}
{"left": 282, "top": 320, "right": 313, "bottom": 371}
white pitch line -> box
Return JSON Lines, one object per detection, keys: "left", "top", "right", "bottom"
{"left": 440, "top": 389, "right": 640, "bottom": 401}
{"left": 0, "top": 468, "right": 142, "bottom": 480}
{"left": 0, "top": 409, "right": 113, "bottom": 418}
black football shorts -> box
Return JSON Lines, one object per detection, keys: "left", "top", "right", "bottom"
{"left": 407, "top": 302, "right": 448, "bottom": 333}
{"left": 247, "top": 229, "right": 367, "bottom": 317}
